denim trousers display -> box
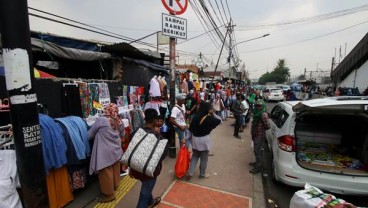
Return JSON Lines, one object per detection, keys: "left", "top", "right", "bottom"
{"left": 136, "top": 177, "right": 157, "bottom": 208}
{"left": 188, "top": 149, "right": 209, "bottom": 177}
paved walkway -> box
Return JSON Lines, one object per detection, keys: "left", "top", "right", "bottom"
{"left": 67, "top": 118, "right": 265, "bottom": 208}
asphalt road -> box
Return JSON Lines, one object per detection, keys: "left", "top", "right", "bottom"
{"left": 262, "top": 101, "right": 368, "bottom": 208}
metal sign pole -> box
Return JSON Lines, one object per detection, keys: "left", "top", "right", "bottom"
{"left": 0, "top": 0, "right": 49, "bottom": 207}
{"left": 168, "top": 37, "right": 176, "bottom": 158}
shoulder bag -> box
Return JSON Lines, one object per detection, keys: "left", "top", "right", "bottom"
{"left": 121, "top": 128, "right": 168, "bottom": 177}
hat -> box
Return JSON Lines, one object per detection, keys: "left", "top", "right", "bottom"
{"left": 255, "top": 100, "right": 264, "bottom": 106}
{"left": 175, "top": 93, "right": 186, "bottom": 100}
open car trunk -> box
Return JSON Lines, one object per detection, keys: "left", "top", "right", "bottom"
{"left": 295, "top": 114, "right": 368, "bottom": 176}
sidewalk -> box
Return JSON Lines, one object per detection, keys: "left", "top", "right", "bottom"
{"left": 68, "top": 118, "right": 265, "bottom": 208}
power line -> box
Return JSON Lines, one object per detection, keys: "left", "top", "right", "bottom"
{"left": 198, "top": 0, "right": 227, "bottom": 45}
{"left": 190, "top": 1, "right": 222, "bottom": 49}
{"left": 214, "top": 0, "right": 227, "bottom": 26}
{"left": 28, "top": 7, "right": 157, "bottom": 48}
{"left": 237, "top": 4, "right": 368, "bottom": 30}
{"left": 225, "top": 0, "right": 232, "bottom": 21}
{"left": 239, "top": 20, "right": 368, "bottom": 54}
{"left": 207, "top": 0, "right": 225, "bottom": 29}
{"left": 220, "top": 0, "right": 229, "bottom": 23}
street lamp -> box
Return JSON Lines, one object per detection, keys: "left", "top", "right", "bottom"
{"left": 228, "top": 34, "right": 269, "bottom": 81}
{"left": 228, "top": 33, "right": 270, "bottom": 64}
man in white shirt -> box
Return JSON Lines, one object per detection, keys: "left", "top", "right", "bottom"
{"left": 240, "top": 94, "right": 250, "bottom": 132}
{"left": 170, "top": 94, "right": 190, "bottom": 147}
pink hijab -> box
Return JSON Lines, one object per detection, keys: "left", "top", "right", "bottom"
{"left": 103, "top": 103, "right": 122, "bottom": 130}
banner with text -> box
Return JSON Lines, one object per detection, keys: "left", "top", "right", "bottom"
{"left": 162, "top": 13, "right": 187, "bottom": 39}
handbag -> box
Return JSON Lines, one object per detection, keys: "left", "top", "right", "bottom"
{"left": 121, "top": 128, "right": 168, "bottom": 177}
{"left": 175, "top": 145, "right": 190, "bottom": 179}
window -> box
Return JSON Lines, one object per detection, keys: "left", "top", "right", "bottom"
{"left": 270, "top": 105, "right": 289, "bottom": 128}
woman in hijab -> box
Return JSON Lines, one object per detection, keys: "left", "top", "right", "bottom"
{"left": 249, "top": 100, "right": 270, "bottom": 174}
{"left": 186, "top": 102, "right": 222, "bottom": 179}
{"left": 88, "top": 103, "right": 124, "bottom": 203}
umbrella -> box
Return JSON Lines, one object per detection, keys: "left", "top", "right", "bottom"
{"left": 34, "top": 68, "right": 55, "bottom": 78}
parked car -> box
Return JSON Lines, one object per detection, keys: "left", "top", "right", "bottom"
{"left": 265, "top": 97, "right": 368, "bottom": 195}
{"left": 276, "top": 84, "right": 291, "bottom": 94}
{"left": 263, "top": 88, "right": 284, "bottom": 102}
{"left": 339, "top": 87, "right": 361, "bottom": 96}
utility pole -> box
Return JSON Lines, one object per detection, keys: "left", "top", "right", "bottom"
{"left": 209, "top": 21, "right": 231, "bottom": 91}
{"left": 0, "top": 0, "right": 48, "bottom": 207}
{"left": 168, "top": 32, "right": 176, "bottom": 158}
{"left": 227, "top": 19, "right": 235, "bottom": 79}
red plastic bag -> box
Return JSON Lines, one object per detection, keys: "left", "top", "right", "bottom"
{"left": 175, "top": 145, "right": 190, "bottom": 179}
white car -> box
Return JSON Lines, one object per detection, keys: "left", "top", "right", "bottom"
{"left": 263, "top": 88, "right": 284, "bottom": 102}
{"left": 265, "top": 96, "right": 368, "bottom": 195}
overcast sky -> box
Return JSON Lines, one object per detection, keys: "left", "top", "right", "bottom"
{"left": 28, "top": 0, "right": 368, "bottom": 79}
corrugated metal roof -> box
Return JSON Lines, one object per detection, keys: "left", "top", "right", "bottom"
{"left": 331, "top": 33, "right": 368, "bottom": 82}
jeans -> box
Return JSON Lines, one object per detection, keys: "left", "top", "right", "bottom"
{"left": 174, "top": 127, "right": 191, "bottom": 148}
{"left": 188, "top": 149, "right": 209, "bottom": 177}
{"left": 136, "top": 178, "right": 157, "bottom": 208}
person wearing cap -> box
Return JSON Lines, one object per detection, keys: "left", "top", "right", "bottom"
{"left": 249, "top": 99, "right": 270, "bottom": 174}
{"left": 170, "top": 94, "right": 189, "bottom": 147}
{"left": 129, "top": 109, "right": 169, "bottom": 208}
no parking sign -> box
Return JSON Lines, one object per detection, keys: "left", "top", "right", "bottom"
{"left": 161, "top": 0, "right": 188, "bottom": 15}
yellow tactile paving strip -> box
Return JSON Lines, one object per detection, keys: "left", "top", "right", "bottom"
{"left": 94, "top": 176, "right": 137, "bottom": 208}
{"left": 158, "top": 180, "right": 251, "bottom": 208}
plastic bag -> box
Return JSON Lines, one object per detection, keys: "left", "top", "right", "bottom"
{"left": 175, "top": 145, "right": 190, "bottom": 179}
{"left": 290, "top": 183, "right": 355, "bottom": 208}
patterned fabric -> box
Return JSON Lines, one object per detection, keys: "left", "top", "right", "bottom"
{"left": 103, "top": 103, "right": 122, "bottom": 131}
{"left": 70, "top": 169, "right": 86, "bottom": 190}
{"left": 88, "top": 83, "right": 99, "bottom": 115}
{"left": 121, "top": 128, "right": 168, "bottom": 177}
{"left": 78, "top": 82, "right": 92, "bottom": 118}
{"left": 130, "top": 109, "right": 144, "bottom": 132}
{"left": 98, "top": 83, "right": 111, "bottom": 106}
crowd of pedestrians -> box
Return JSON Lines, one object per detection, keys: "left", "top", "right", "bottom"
{"left": 121, "top": 81, "right": 271, "bottom": 207}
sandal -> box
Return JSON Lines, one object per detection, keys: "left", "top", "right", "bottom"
{"left": 97, "top": 196, "right": 116, "bottom": 203}
{"left": 149, "top": 197, "right": 161, "bottom": 208}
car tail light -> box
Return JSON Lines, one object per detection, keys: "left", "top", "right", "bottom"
{"left": 278, "top": 135, "right": 295, "bottom": 152}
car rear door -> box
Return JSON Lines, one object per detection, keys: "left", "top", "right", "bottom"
{"left": 267, "top": 105, "right": 283, "bottom": 150}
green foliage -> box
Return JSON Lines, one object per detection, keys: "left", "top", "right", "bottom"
{"left": 258, "top": 59, "right": 291, "bottom": 85}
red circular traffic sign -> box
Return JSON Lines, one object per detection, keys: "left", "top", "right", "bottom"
{"left": 161, "top": 0, "right": 188, "bottom": 15}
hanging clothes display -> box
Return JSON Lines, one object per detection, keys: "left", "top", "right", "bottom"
{"left": 149, "top": 76, "right": 161, "bottom": 97}
{"left": 55, "top": 116, "right": 90, "bottom": 160}
{"left": 46, "top": 166, "right": 74, "bottom": 208}
{"left": 98, "top": 83, "right": 111, "bottom": 106}
{"left": 0, "top": 150, "right": 22, "bottom": 208}
{"left": 88, "top": 83, "right": 100, "bottom": 116}
{"left": 62, "top": 84, "right": 83, "bottom": 117}
{"left": 130, "top": 108, "right": 145, "bottom": 132}
{"left": 78, "top": 82, "right": 93, "bottom": 118}
{"left": 39, "top": 114, "right": 68, "bottom": 174}
{"left": 144, "top": 100, "right": 161, "bottom": 115}
{"left": 181, "top": 78, "right": 188, "bottom": 94}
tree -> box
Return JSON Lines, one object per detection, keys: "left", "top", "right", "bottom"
{"left": 258, "top": 59, "right": 291, "bottom": 84}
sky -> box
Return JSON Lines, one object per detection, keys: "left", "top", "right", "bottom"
{"left": 27, "top": 0, "right": 368, "bottom": 79}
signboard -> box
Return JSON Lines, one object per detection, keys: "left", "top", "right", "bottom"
{"left": 157, "top": 31, "right": 170, "bottom": 45}
{"left": 162, "top": 13, "right": 187, "bottom": 39}
{"left": 161, "top": 0, "right": 188, "bottom": 15}
{"left": 196, "top": 58, "right": 204, "bottom": 68}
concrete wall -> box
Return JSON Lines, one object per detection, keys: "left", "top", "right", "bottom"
{"left": 339, "top": 60, "right": 368, "bottom": 92}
